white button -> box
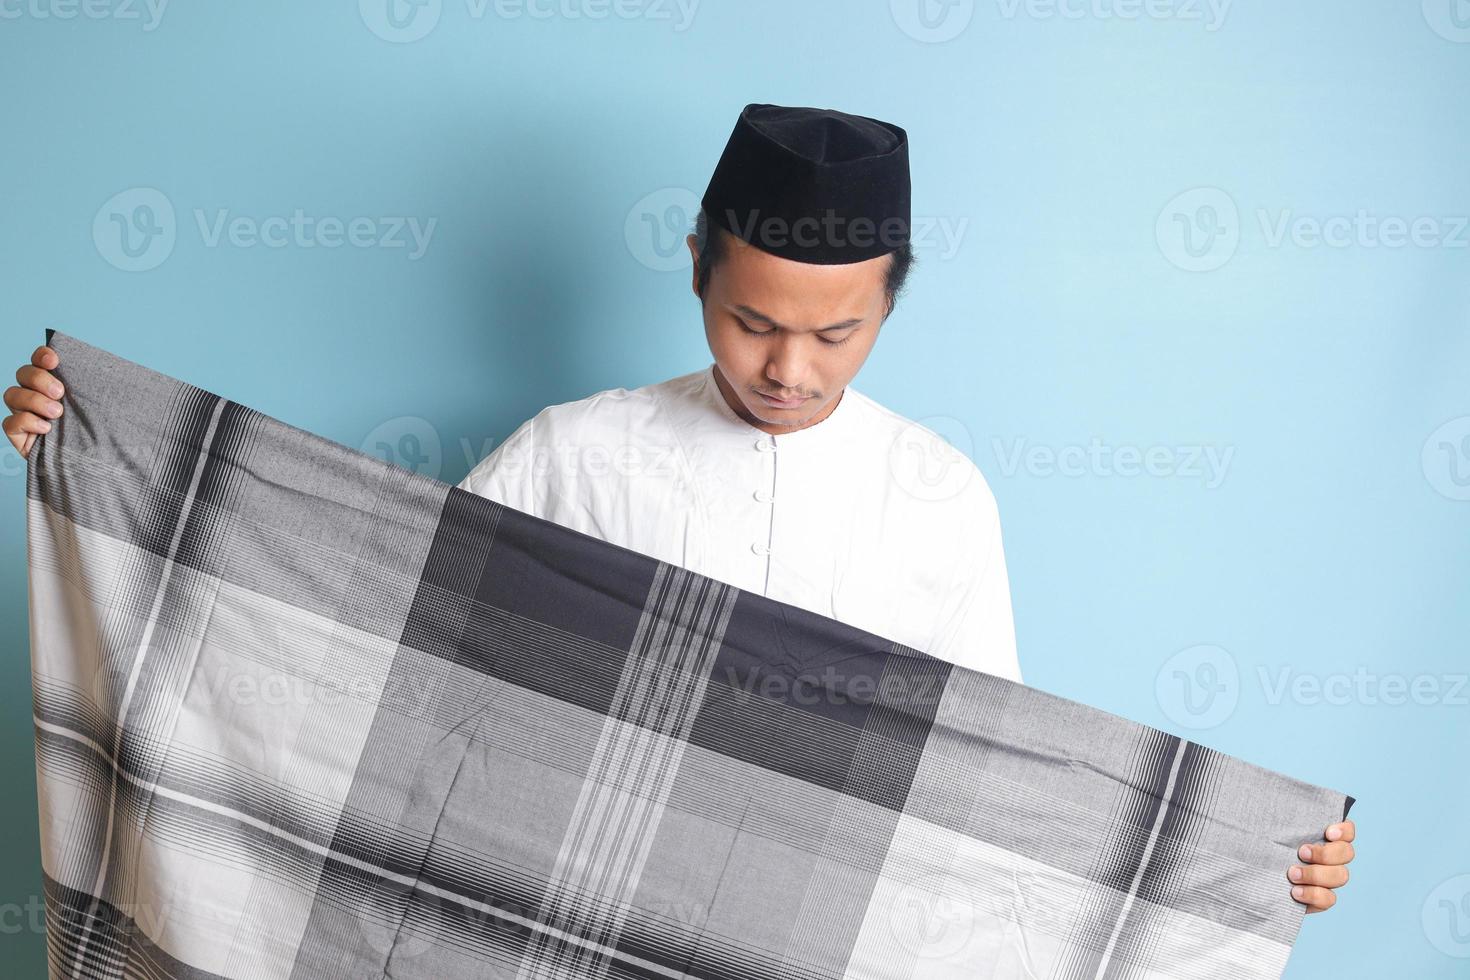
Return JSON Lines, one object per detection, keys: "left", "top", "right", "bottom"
{"left": 753, "top": 488, "right": 773, "bottom": 503}
{"left": 754, "top": 438, "right": 776, "bottom": 452}
{"left": 750, "top": 542, "right": 770, "bottom": 555}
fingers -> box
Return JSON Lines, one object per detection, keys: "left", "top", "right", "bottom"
{"left": 4, "top": 383, "right": 63, "bottom": 423}
{"left": 4, "top": 347, "right": 63, "bottom": 461}
{"left": 1326, "top": 820, "right": 1355, "bottom": 843}
{"left": 1289, "top": 832, "right": 1354, "bottom": 913}
{"left": 1298, "top": 840, "right": 1355, "bottom": 866}
{"left": 17, "top": 362, "right": 63, "bottom": 400}
{"left": 1291, "top": 883, "right": 1338, "bottom": 913}
{"left": 31, "top": 345, "right": 58, "bottom": 371}
{"left": 2, "top": 411, "right": 44, "bottom": 459}
{"left": 1289, "top": 862, "right": 1349, "bottom": 889}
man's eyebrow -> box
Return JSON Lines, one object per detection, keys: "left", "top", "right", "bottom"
{"left": 731, "top": 304, "right": 864, "bottom": 333}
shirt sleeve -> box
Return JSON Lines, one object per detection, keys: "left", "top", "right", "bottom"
{"left": 456, "top": 414, "right": 542, "bottom": 515}
{"left": 925, "top": 481, "right": 1024, "bottom": 686}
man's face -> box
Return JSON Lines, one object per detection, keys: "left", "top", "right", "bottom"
{"left": 688, "top": 228, "right": 889, "bottom": 436}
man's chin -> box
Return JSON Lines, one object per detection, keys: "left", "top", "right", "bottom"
{"left": 752, "top": 390, "right": 816, "bottom": 412}
{"left": 747, "top": 400, "right": 819, "bottom": 429}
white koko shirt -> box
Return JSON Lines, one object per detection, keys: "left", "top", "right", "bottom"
{"left": 457, "top": 362, "right": 1023, "bottom": 684}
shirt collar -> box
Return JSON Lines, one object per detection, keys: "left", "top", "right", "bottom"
{"left": 699, "top": 362, "right": 858, "bottom": 444}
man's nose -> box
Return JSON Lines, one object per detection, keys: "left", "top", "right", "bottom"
{"left": 765, "top": 343, "right": 809, "bottom": 393}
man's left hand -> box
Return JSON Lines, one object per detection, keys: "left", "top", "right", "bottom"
{"left": 1289, "top": 820, "right": 1355, "bottom": 913}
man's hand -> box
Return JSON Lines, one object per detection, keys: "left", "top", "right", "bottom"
{"left": 3, "top": 345, "right": 64, "bottom": 459}
{"left": 1290, "top": 819, "right": 1355, "bottom": 913}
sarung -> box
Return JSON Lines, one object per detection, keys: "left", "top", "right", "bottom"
{"left": 24, "top": 329, "right": 1354, "bottom": 980}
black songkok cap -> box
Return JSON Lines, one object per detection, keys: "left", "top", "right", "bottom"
{"left": 701, "top": 103, "right": 912, "bottom": 265}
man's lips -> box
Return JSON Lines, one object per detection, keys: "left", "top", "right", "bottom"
{"left": 757, "top": 391, "right": 810, "bottom": 408}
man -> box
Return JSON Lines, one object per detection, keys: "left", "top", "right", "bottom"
{"left": 3, "top": 102, "right": 1354, "bottom": 913}
{"left": 461, "top": 103, "right": 1020, "bottom": 685}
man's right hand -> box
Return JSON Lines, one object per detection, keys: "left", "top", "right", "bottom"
{"left": 4, "top": 345, "right": 65, "bottom": 460}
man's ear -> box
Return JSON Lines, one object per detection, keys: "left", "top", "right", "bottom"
{"left": 686, "top": 234, "right": 701, "bottom": 300}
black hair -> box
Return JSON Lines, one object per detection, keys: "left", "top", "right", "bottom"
{"left": 691, "top": 208, "right": 916, "bottom": 321}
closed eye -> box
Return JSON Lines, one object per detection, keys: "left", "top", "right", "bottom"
{"left": 737, "top": 318, "right": 856, "bottom": 347}
{"left": 735, "top": 317, "right": 772, "bottom": 337}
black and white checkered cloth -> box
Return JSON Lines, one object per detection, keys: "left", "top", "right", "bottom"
{"left": 25, "top": 330, "right": 1354, "bottom": 979}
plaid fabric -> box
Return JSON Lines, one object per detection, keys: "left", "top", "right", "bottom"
{"left": 25, "top": 329, "right": 1354, "bottom": 980}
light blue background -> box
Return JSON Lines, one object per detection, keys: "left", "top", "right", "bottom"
{"left": 2, "top": 1, "right": 1466, "bottom": 975}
